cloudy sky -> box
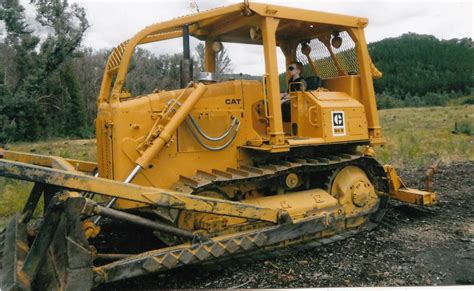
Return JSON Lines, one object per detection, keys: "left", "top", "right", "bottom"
{"left": 21, "top": 0, "right": 474, "bottom": 74}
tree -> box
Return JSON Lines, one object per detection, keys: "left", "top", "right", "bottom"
{"left": 123, "top": 48, "right": 183, "bottom": 94}
{"left": 370, "top": 33, "right": 473, "bottom": 97}
{"left": 194, "top": 43, "right": 232, "bottom": 78}
{"left": 63, "top": 64, "right": 88, "bottom": 137}
{"left": 0, "top": 0, "right": 89, "bottom": 142}
{"left": 70, "top": 48, "right": 109, "bottom": 125}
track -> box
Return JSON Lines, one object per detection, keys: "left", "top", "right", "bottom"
{"left": 91, "top": 154, "right": 389, "bottom": 287}
{"left": 173, "top": 153, "right": 388, "bottom": 198}
{"left": 97, "top": 161, "right": 474, "bottom": 289}
{"left": 1, "top": 154, "right": 390, "bottom": 289}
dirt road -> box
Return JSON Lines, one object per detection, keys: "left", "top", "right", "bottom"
{"left": 102, "top": 161, "right": 474, "bottom": 289}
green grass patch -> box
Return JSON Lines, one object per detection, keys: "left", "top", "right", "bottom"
{"left": 0, "top": 178, "right": 35, "bottom": 217}
{"left": 8, "top": 138, "right": 97, "bottom": 161}
{"left": 0, "top": 139, "right": 97, "bottom": 227}
{"left": 447, "top": 95, "right": 474, "bottom": 106}
{"left": 376, "top": 105, "right": 474, "bottom": 167}
{"left": 455, "top": 119, "right": 473, "bottom": 136}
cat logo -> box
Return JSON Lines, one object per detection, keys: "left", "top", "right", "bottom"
{"left": 331, "top": 111, "right": 346, "bottom": 136}
{"left": 225, "top": 99, "right": 241, "bottom": 105}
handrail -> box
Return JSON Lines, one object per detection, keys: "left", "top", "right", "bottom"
{"left": 97, "top": 4, "right": 244, "bottom": 104}
{"left": 262, "top": 74, "right": 271, "bottom": 118}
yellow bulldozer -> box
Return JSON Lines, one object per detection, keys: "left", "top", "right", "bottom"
{"left": 0, "top": 2, "right": 436, "bottom": 290}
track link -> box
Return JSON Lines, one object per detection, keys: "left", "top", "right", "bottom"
{"left": 174, "top": 153, "right": 388, "bottom": 197}
{"left": 94, "top": 207, "right": 381, "bottom": 286}
{"left": 173, "top": 152, "right": 389, "bottom": 224}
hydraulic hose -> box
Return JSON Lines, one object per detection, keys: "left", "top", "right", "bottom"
{"left": 186, "top": 118, "right": 241, "bottom": 151}
{"left": 136, "top": 83, "right": 208, "bottom": 168}
{"left": 167, "top": 98, "right": 238, "bottom": 142}
{"left": 187, "top": 115, "right": 238, "bottom": 142}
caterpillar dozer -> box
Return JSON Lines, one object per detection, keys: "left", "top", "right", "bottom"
{"left": 0, "top": 2, "right": 437, "bottom": 290}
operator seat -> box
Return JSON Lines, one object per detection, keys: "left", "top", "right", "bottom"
{"left": 305, "top": 76, "right": 321, "bottom": 91}
{"left": 282, "top": 75, "right": 321, "bottom": 122}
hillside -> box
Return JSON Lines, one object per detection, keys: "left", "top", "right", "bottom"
{"left": 369, "top": 33, "right": 473, "bottom": 97}
{"left": 279, "top": 34, "right": 473, "bottom": 108}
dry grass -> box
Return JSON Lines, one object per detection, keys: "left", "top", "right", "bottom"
{"left": 377, "top": 105, "right": 474, "bottom": 167}
{"left": 0, "top": 105, "right": 473, "bottom": 222}
{"left": 0, "top": 139, "right": 96, "bottom": 219}
{"left": 9, "top": 138, "right": 96, "bottom": 161}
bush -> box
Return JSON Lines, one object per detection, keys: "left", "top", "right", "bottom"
{"left": 377, "top": 91, "right": 454, "bottom": 109}
{"left": 457, "top": 120, "right": 473, "bottom": 136}
{"left": 376, "top": 92, "right": 404, "bottom": 109}
{"left": 423, "top": 92, "right": 449, "bottom": 107}
{"left": 462, "top": 97, "right": 474, "bottom": 105}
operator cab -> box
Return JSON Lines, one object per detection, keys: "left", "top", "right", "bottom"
{"left": 99, "top": 2, "right": 384, "bottom": 154}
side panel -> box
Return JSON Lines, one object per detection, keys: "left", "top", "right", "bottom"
{"left": 96, "top": 105, "right": 114, "bottom": 179}
{"left": 322, "top": 75, "right": 361, "bottom": 102}
{"left": 97, "top": 81, "right": 266, "bottom": 209}
{"left": 290, "top": 91, "right": 369, "bottom": 143}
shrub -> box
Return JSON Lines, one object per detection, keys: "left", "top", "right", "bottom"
{"left": 376, "top": 92, "right": 404, "bottom": 109}
{"left": 462, "top": 97, "right": 474, "bottom": 105}
{"left": 457, "top": 120, "right": 473, "bottom": 136}
{"left": 423, "top": 92, "right": 449, "bottom": 106}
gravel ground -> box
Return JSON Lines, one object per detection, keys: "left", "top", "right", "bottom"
{"left": 100, "top": 161, "right": 474, "bottom": 289}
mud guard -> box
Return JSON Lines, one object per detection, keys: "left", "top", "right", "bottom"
{"left": 1, "top": 195, "right": 93, "bottom": 291}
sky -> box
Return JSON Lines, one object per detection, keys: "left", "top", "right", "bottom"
{"left": 14, "top": 0, "right": 474, "bottom": 75}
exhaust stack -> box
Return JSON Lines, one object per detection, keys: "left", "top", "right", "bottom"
{"left": 180, "top": 24, "right": 193, "bottom": 88}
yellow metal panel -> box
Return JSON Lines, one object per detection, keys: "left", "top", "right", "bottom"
{"left": 322, "top": 75, "right": 361, "bottom": 101}
{"left": 248, "top": 3, "right": 368, "bottom": 28}
{"left": 244, "top": 188, "right": 338, "bottom": 220}
{"left": 177, "top": 112, "right": 237, "bottom": 153}
{"left": 290, "top": 91, "right": 369, "bottom": 143}
{"left": 261, "top": 16, "right": 286, "bottom": 147}
{"left": 106, "top": 81, "right": 265, "bottom": 198}
{"left": 135, "top": 83, "right": 208, "bottom": 168}
{"left": 348, "top": 28, "right": 383, "bottom": 143}
{"left": 96, "top": 106, "right": 114, "bottom": 178}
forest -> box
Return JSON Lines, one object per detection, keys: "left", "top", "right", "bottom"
{"left": 0, "top": 0, "right": 473, "bottom": 142}
{"left": 370, "top": 33, "right": 473, "bottom": 108}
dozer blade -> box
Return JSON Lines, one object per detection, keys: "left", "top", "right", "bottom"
{"left": 0, "top": 227, "right": 4, "bottom": 267}
{"left": 1, "top": 195, "right": 93, "bottom": 291}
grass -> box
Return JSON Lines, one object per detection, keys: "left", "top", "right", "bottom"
{"left": 0, "top": 105, "right": 473, "bottom": 223}
{"left": 376, "top": 104, "right": 474, "bottom": 167}
{"left": 0, "top": 139, "right": 97, "bottom": 221}
{"left": 8, "top": 138, "right": 96, "bottom": 161}
{"left": 456, "top": 119, "right": 473, "bottom": 136}
{"left": 447, "top": 95, "right": 474, "bottom": 106}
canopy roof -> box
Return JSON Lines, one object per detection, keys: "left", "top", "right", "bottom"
{"left": 135, "top": 2, "right": 368, "bottom": 46}
{"left": 99, "top": 2, "right": 370, "bottom": 104}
